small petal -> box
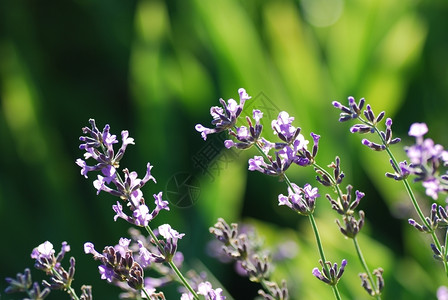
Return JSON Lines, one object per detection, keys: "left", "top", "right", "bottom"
{"left": 408, "top": 123, "right": 428, "bottom": 137}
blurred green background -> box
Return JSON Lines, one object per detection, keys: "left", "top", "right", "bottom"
{"left": 1, "top": 0, "right": 448, "bottom": 299}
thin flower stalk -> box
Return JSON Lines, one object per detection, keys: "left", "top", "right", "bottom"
{"left": 281, "top": 169, "right": 342, "bottom": 300}
{"left": 209, "top": 218, "right": 288, "bottom": 300}
{"left": 333, "top": 97, "right": 448, "bottom": 277}
{"left": 77, "top": 119, "right": 201, "bottom": 300}
{"left": 196, "top": 89, "right": 345, "bottom": 299}
{"left": 313, "top": 162, "right": 382, "bottom": 299}
{"left": 144, "top": 225, "right": 199, "bottom": 299}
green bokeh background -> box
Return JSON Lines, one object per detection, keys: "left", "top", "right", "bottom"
{"left": 1, "top": 0, "right": 448, "bottom": 299}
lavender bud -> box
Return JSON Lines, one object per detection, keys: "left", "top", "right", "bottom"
{"left": 431, "top": 243, "right": 443, "bottom": 261}
{"left": 438, "top": 206, "right": 448, "bottom": 226}
{"left": 360, "top": 273, "right": 374, "bottom": 296}
{"left": 80, "top": 285, "right": 93, "bottom": 300}
{"left": 362, "top": 139, "right": 386, "bottom": 151}
{"left": 364, "top": 105, "right": 375, "bottom": 122}
{"left": 408, "top": 218, "right": 426, "bottom": 232}
{"left": 375, "top": 111, "right": 385, "bottom": 123}
{"left": 348, "top": 97, "right": 361, "bottom": 115}
{"left": 258, "top": 280, "right": 288, "bottom": 300}
{"left": 373, "top": 268, "right": 385, "bottom": 293}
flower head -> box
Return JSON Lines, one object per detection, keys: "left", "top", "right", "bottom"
{"left": 312, "top": 259, "right": 347, "bottom": 286}
{"left": 77, "top": 120, "right": 168, "bottom": 225}
{"left": 195, "top": 88, "right": 251, "bottom": 140}
{"left": 278, "top": 183, "right": 319, "bottom": 216}
{"left": 225, "top": 109, "right": 264, "bottom": 150}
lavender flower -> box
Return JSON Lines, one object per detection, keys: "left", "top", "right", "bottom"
{"left": 26, "top": 241, "right": 86, "bottom": 299}
{"left": 209, "top": 218, "right": 288, "bottom": 297}
{"left": 325, "top": 185, "right": 363, "bottom": 216}
{"left": 258, "top": 280, "right": 289, "bottom": 300}
{"left": 31, "top": 241, "right": 70, "bottom": 275}
{"left": 76, "top": 119, "right": 134, "bottom": 180}
{"left": 5, "top": 268, "right": 51, "bottom": 299}
{"left": 195, "top": 88, "right": 251, "bottom": 140}
{"left": 84, "top": 239, "right": 145, "bottom": 290}
{"left": 332, "top": 97, "right": 365, "bottom": 122}
{"left": 385, "top": 160, "right": 411, "bottom": 181}
{"left": 248, "top": 149, "right": 295, "bottom": 177}
{"left": 278, "top": 183, "right": 319, "bottom": 216}
{"left": 335, "top": 212, "right": 365, "bottom": 238}
{"left": 181, "top": 281, "right": 226, "bottom": 300}
{"left": 312, "top": 259, "right": 347, "bottom": 286}
{"left": 156, "top": 224, "right": 185, "bottom": 262}
{"left": 333, "top": 97, "right": 400, "bottom": 152}
{"left": 77, "top": 119, "right": 169, "bottom": 227}
{"left": 224, "top": 109, "right": 263, "bottom": 150}
{"left": 404, "top": 122, "right": 448, "bottom": 200}
{"left": 360, "top": 268, "right": 384, "bottom": 297}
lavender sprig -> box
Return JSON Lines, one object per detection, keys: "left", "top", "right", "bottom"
{"left": 4, "top": 241, "right": 92, "bottom": 300}
{"left": 77, "top": 119, "right": 201, "bottom": 300}
{"left": 313, "top": 157, "right": 383, "bottom": 298}
{"left": 209, "top": 218, "right": 288, "bottom": 300}
{"left": 5, "top": 268, "right": 51, "bottom": 300}
{"left": 196, "top": 89, "right": 343, "bottom": 300}
{"left": 333, "top": 96, "right": 448, "bottom": 277}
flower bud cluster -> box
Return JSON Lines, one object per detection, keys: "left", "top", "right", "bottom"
{"left": 85, "top": 225, "right": 186, "bottom": 295}
{"left": 360, "top": 268, "right": 384, "bottom": 296}
{"left": 315, "top": 156, "right": 345, "bottom": 187}
{"left": 196, "top": 89, "right": 320, "bottom": 178}
{"left": 84, "top": 238, "right": 145, "bottom": 290}
{"left": 316, "top": 157, "right": 366, "bottom": 239}
{"left": 224, "top": 110, "right": 263, "bottom": 150}
{"left": 6, "top": 241, "right": 91, "bottom": 300}
{"left": 278, "top": 183, "right": 319, "bottom": 216}
{"left": 245, "top": 112, "right": 320, "bottom": 177}
{"left": 408, "top": 203, "right": 448, "bottom": 234}
{"left": 195, "top": 88, "right": 251, "bottom": 140}
{"left": 258, "top": 280, "right": 289, "bottom": 300}
{"left": 209, "top": 218, "right": 288, "bottom": 299}
{"left": 333, "top": 97, "right": 400, "bottom": 151}
{"left": 312, "top": 259, "right": 347, "bottom": 286}
{"left": 76, "top": 119, "right": 169, "bottom": 227}
{"left": 5, "top": 268, "right": 50, "bottom": 300}
{"left": 31, "top": 241, "right": 81, "bottom": 296}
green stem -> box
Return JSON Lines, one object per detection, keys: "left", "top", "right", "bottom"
{"left": 141, "top": 287, "right": 152, "bottom": 299}
{"left": 50, "top": 268, "right": 80, "bottom": 300}
{"left": 254, "top": 143, "right": 342, "bottom": 299}
{"left": 370, "top": 125, "right": 448, "bottom": 275}
{"left": 312, "top": 161, "right": 381, "bottom": 295}
{"left": 309, "top": 214, "right": 342, "bottom": 300}
{"left": 353, "top": 238, "right": 381, "bottom": 299}
{"left": 144, "top": 226, "right": 199, "bottom": 300}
